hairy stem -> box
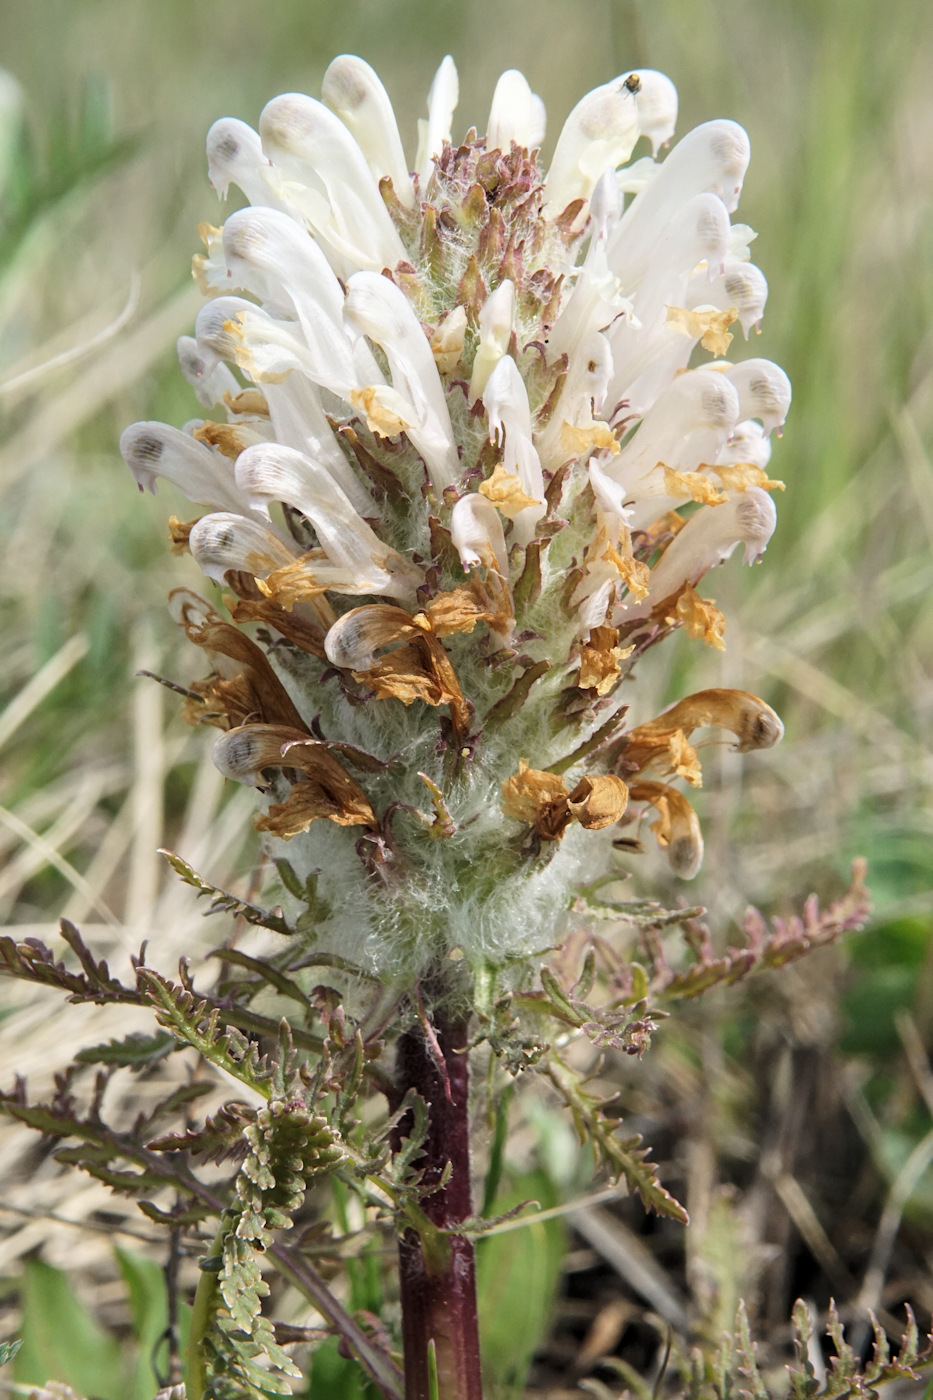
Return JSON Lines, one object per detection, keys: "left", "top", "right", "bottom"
{"left": 393, "top": 1008, "right": 483, "bottom": 1400}
{"left": 185, "top": 1224, "right": 224, "bottom": 1400}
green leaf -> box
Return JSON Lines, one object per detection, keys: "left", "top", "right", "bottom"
{"left": 273, "top": 857, "right": 306, "bottom": 900}
{"left": 160, "top": 849, "right": 294, "bottom": 936}
{"left": 0, "top": 1339, "right": 22, "bottom": 1367}
{"left": 209, "top": 948, "right": 312, "bottom": 1009}
{"left": 476, "top": 1171, "right": 565, "bottom": 1400}
{"left": 307, "top": 1335, "right": 381, "bottom": 1399}
{"left": 137, "top": 968, "right": 273, "bottom": 1100}
{"left": 546, "top": 1059, "right": 688, "bottom": 1224}
{"left": 147, "top": 1101, "right": 256, "bottom": 1163}
{"left": 483, "top": 658, "right": 550, "bottom": 726}
{"left": 13, "top": 1259, "right": 125, "bottom": 1400}
{"left": 115, "top": 1246, "right": 170, "bottom": 1400}
{"left": 0, "top": 922, "right": 140, "bottom": 1005}
{"left": 75, "top": 1030, "right": 179, "bottom": 1070}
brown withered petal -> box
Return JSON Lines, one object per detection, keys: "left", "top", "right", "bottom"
{"left": 477, "top": 463, "right": 542, "bottom": 519}
{"left": 326, "top": 603, "right": 472, "bottom": 741}
{"left": 710, "top": 462, "right": 785, "bottom": 494}
{"left": 212, "top": 723, "right": 311, "bottom": 783}
{"left": 180, "top": 686, "right": 229, "bottom": 730}
{"left": 420, "top": 585, "right": 497, "bottom": 637}
{"left": 629, "top": 780, "right": 704, "bottom": 880}
{"left": 417, "top": 632, "right": 471, "bottom": 741}
{"left": 224, "top": 569, "right": 336, "bottom": 633}
{"left": 324, "top": 605, "right": 419, "bottom": 671}
{"left": 566, "top": 774, "right": 629, "bottom": 829}
{"left": 627, "top": 688, "right": 783, "bottom": 753}
{"left": 214, "top": 724, "right": 376, "bottom": 828}
{"left": 256, "top": 551, "right": 338, "bottom": 609}
{"left": 228, "top": 597, "right": 328, "bottom": 660}
{"left": 191, "top": 421, "right": 259, "bottom": 460}
{"left": 640, "top": 510, "right": 688, "bottom": 547}
{"left": 167, "top": 516, "right": 200, "bottom": 554}
{"left": 254, "top": 779, "right": 372, "bottom": 839}
{"left": 665, "top": 304, "right": 737, "bottom": 356}
{"left": 184, "top": 674, "right": 263, "bottom": 731}
{"left": 578, "top": 625, "right": 633, "bottom": 696}
{"left": 619, "top": 727, "right": 703, "bottom": 788}
{"left": 666, "top": 730, "right": 703, "bottom": 786}
{"left": 353, "top": 638, "right": 471, "bottom": 743}
{"left": 667, "top": 584, "right": 726, "bottom": 651}
{"left": 604, "top": 541, "right": 650, "bottom": 601}
{"left": 501, "top": 760, "right": 573, "bottom": 841}
{"left": 173, "top": 593, "right": 308, "bottom": 732}
{"left": 354, "top": 644, "right": 445, "bottom": 707}
{"left": 169, "top": 588, "right": 223, "bottom": 632}
{"left": 560, "top": 421, "right": 620, "bottom": 456}
{"left": 279, "top": 735, "right": 376, "bottom": 808}
{"left": 662, "top": 466, "right": 727, "bottom": 506}
{"left": 223, "top": 388, "right": 270, "bottom": 417}
{"left": 473, "top": 567, "right": 515, "bottom": 639}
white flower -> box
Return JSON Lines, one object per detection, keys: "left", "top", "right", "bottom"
{"left": 124, "top": 57, "right": 789, "bottom": 978}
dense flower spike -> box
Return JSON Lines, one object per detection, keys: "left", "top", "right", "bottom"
{"left": 124, "top": 56, "right": 789, "bottom": 977}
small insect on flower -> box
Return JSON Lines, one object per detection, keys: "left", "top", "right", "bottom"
{"left": 123, "top": 54, "right": 789, "bottom": 979}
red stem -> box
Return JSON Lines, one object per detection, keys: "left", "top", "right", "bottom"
{"left": 393, "top": 1009, "right": 483, "bottom": 1400}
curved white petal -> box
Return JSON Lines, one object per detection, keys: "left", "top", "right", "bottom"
{"left": 222, "top": 207, "right": 382, "bottom": 397}
{"left": 236, "top": 442, "right": 422, "bottom": 599}
{"left": 547, "top": 170, "right": 630, "bottom": 360}
{"left": 322, "top": 55, "right": 415, "bottom": 208}
{"left": 544, "top": 75, "right": 641, "bottom": 215}
{"left": 120, "top": 421, "right": 253, "bottom": 515}
{"left": 450, "top": 492, "right": 509, "bottom": 577}
{"left": 589, "top": 457, "right": 632, "bottom": 519}
{"left": 206, "top": 117, "right": 283, "bottom": 209}
{"left": 715, "top": 419, "right": 772, "bottom": 470}
{"left": 535, "top": 331, "right": 616, "bottom": 472}
{"left": 189, "top": 513, "right": 297, "bottom": 582}
{"left": 177, "top": 335, "right": 240, "bottom": 408}
{"left": 686, "top": 259, "right": 768, "bottom": 337}
{"left": 344, "top": 271, "right": 459, "bottom": 493}
{"left": 486, "top": 70, "right": 546, "bottom": 151}
{"left": 621, "top": 487, "right": 777, "bottom": 621}
{"left": 259, "top": 92, "right": 407, "bottom": 277}
{"left": 483, "top": 355, "right": 546, "bottom": 546}
{"left": 627, "top": 70, "right": 678, "bottom": 155}
{"left": 468, "top": 279, "right": 515, "bottom": 404}
{"left": 623, "top": 193, "right": 731, "bottom": 326}
{"left": 721, "top": 358, "right": 791, "bottom": 434}
{"left": 608, "top": 366, "right": 740, "bottom": 492}
{"left": 608, "top": 120, "right": 750, "bottom": 280}
{"left": 415, "top": 55, "right": 459, "bottom": 186}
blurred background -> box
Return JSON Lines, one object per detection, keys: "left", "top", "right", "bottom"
{"left": 1, "top": 0, "right": 932, "bottom": 1394}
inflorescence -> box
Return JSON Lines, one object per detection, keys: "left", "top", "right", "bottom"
{"left": 121, "top": 56, "right": 789, "bottom": 981}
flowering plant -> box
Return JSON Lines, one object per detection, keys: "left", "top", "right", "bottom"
{"left": 1, "top": 52, "right": 886, "bottom": 1400}
{"left": 121, "top": 56, "right": 789, "bottom": 978}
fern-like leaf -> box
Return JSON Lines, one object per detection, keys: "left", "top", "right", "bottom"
{"left": 137, "top": 968, "right": 274, "bottom": 1100}
{"left": 546, "top": 1057, "right": 688, "bottom": 1224}
{"left": 75, "top": 1030, "right": 178, "bottom": 1070}
{"left": 0, "top": 922, "right": 140, "bottom": 1004}
{"left": 148, "top": 1102, "right": 257, "bottom": 1164}
{"left": 160, "top": 849, "right": 294, "bottom": 935}
{"left": 196, "top": 1099, "right": 345, "bottom": 1398}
